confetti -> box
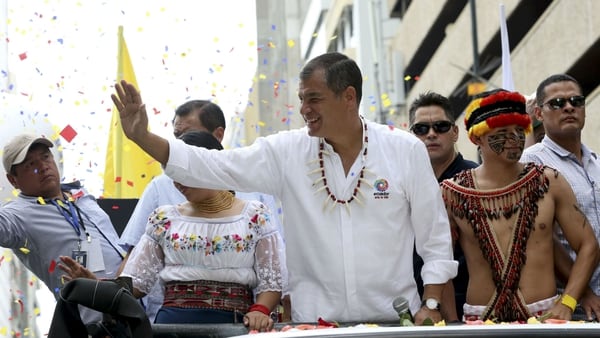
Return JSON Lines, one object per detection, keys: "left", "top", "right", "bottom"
{"left": 48, "top": 259, "right": 57, "bottom": 273}
{"left": 1, "top": 1, "right": 262, "bottom": 204}
{"left": 60, "top": 124, "right": 78, "bottom": 142}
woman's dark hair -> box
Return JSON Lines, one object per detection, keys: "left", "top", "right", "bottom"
{"left": 178, "top": 131, "right": 223, "bottom": 150}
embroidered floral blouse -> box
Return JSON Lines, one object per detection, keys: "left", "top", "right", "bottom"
{"left": 121, "top": 200, "right": 287, "bottom": 296}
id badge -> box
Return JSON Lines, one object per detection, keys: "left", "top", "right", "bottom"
{"left": 71, "top": 250, "right": 88, "bottom": 267}
{"left": 80, "top": 237, "right": 106, "bottom": 272}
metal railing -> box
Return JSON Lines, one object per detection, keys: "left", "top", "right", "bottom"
{"left": 151, "top": 322, "right": 600, "bottom": 338}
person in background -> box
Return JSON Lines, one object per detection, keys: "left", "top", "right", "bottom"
{"left": 441, "top": 89, "right": 598, "bottom": 322}
{"left": 524, "top": 93, "right": 545, "bottom": 148}
{"left": 172, "top": 100, "right": 226, "bottom": 139}
{"left": 408, "top": 91, "right": 479, "bottom": 322}
{"left": 521, "top": 74, "right": 600, "bottom": 321}
{"left": 119, "top": 131, "right": 286, "bottom": 332}
{"left": 0, "top": 133, "right": 124, "bottom": 324}
{"left": 118, "top": 100, "right": 286, "bottom": 322}
{"left": 111, "top": 52, "right": 457, "bottom": 325}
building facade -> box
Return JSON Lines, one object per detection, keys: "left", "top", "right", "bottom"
{"left": 388, "top": 0, "right": 599, "bottom": 159}
{"left": 247, "top": 0, "right": 599, "bottom": 161}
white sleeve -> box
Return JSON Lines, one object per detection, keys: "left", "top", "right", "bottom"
{"left": 253, "top": 232, "right": 287, "bottom": 295}
{"left": 249, "top": 202, "right": 287, "bottom": 296}
{"left": 164, "top": 136, "right": 284, "bottom": 197}
{"left": 120, "top": 230, "right": 164, "bottom": 295}
{"left": 409, "top": 141, "right": 458, "bottom": 284}
{"left": 119, "top": 181, "right": 159, "bottom": 249}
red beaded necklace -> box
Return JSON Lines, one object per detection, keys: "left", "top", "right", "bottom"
{"left": 315, "top": 118, "right": 369, "bottom": 211}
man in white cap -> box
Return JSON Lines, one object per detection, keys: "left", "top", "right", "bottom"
{"left": 0, "top": 133, "right": 124, "bottom": 324}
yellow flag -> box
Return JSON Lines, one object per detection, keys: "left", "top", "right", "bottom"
{"left": 103, "top": 26, "right": 162, "bottom": 198}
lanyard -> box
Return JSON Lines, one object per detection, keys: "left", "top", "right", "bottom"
{"left": 50, "top": 198, "right": 91, "bottom": 243}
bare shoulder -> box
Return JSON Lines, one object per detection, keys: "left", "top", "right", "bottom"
{"left": 540, "top": 165, "right": 560, "bottom": 178}
{"left": 540, "top": 165, "right": 565, "bottom": 185}
{"left": 539, "top": 166, "right": 574, "bottom": 197}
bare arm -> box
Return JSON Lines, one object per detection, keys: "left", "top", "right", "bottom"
{"left": 110, "top": 80, "right": 170, "bottom": 165}
{"left": 244, "top": 291, "right": 281, "bottom": 332}
{"left": 549, "top": 170, "right": 600, "bottom": 319}
{"left": 441, "top": 280, "right": 459, "bottom": 322}
{"left": 554, "top": 236, "right": 600, "bottom": 320}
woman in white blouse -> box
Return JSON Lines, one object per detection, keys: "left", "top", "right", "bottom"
{"left": 120, "top": 131, "right": 287, "bottom": 332}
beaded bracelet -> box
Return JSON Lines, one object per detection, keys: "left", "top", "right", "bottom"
{"left": 248, "top": 303, "right": 271, "bottom": 316}
{"left": 561, "top": 294, "right": 577, "bottom": 312}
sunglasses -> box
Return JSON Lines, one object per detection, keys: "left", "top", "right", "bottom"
{"left": 410, "top": 121, "right": 453, "bottom": 136}
{"left": 542, "top": 95, "right": 585, "bottom": 110}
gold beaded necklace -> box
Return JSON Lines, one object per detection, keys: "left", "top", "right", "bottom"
{"left": 189, "top": 190, "right": 235, "bottom": 213}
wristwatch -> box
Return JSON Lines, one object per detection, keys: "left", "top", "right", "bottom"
{"left": 421, "top": 298, "right": 441, "bottom": 311}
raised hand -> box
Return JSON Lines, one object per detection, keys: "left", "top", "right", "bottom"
{"left": 58, "top": 255, "right": 97, "bottom": 282}
{"left": 110, "top": 80, "right": 149, "bottom": 143}
{"left": 109, "top": 80, "right": 170, "bottom": 165}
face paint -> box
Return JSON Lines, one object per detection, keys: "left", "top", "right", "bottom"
{"left": 488, "top": 134, "right": 507, "bottom": 154}
{"left": 506, "top": 150, "right": 521, "bottom": 160}
{"left": 487, "top": 131, "right": 525, "bottom": 155}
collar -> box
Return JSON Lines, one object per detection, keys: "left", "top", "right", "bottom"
{"left": 320, "top": 116, "right": 368, "bottom": 156}
{"left": 541, "top": 137, "right": 597, "bottom": 161}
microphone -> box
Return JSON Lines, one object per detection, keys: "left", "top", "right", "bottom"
{"left": 392, "top": 296, "right": 414, "bottom": 326}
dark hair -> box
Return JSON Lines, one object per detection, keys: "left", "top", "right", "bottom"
{"left": 178, "top": 131, "right": 223, "bottom": 151}
{"left": 408, "top": 91, "right": 454, "bottom": 125}
{"left": 300, "top": 52, "right": 363, "bottom": 104}
{"left": 173, "top": 100, "right": 226, "bottom": 131}
{"left": 536, "top": 74, "right": 581, "bottom": 106}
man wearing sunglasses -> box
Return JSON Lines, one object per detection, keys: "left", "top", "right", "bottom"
{"left": 409, "top": 92, "right": 479, "bottom": 322}
{"left": 521, "top": 74, "right": 600, "bottom": 321}
{"left": 408, "top": 92, "right": 479, "bottom": 182}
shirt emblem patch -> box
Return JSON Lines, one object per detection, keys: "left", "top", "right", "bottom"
{"left": 373, "top": 178, "right": 390, "bottom": 199}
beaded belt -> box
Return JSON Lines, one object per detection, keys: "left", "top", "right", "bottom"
{"left": 163, "top": 280, "right": 253, "bottom": 312}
